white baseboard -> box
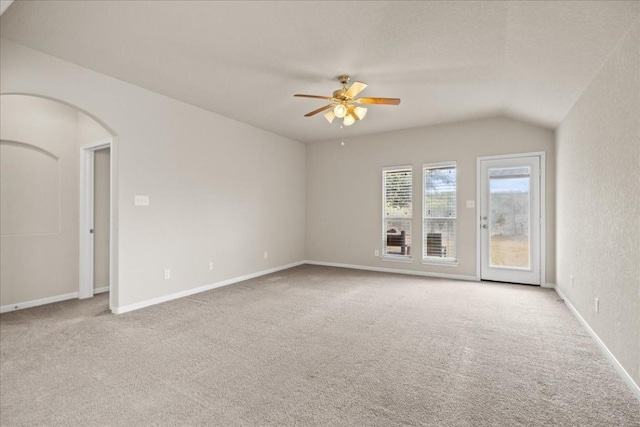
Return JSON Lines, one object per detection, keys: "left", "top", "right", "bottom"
{"left": 0, "top": 292, "right": 79, "bottom": 314}
{"left": 555, "top": 286, "right": 640, "bottom": 401}
{"left": 112, "top": 261, "right": 305, "bottom": 314}
{"left": 542, "top": 282, "right": 556, "bottom": 289}
{"left": 304, "top": 260, "right": 479, "bottom": 282}
{"left": 94, "top": 286, "right": 110, "bottom": 294}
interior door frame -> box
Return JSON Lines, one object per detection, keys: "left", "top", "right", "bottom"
{"left": 475, "top": 151, "right": 546, "bottom": 285}
{"left": 79, "top": 137, "right": 113, "bottom": 304}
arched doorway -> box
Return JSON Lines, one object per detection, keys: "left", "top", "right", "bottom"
{"left": 0, "top": 94, "right": 118, "bottom": 313}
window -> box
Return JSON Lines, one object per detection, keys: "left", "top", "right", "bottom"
{"left": 383, "top": 166, "right": 412, "bottom": 259}
{"left": 423, "top": 163, "right": 457, "bottom": 263}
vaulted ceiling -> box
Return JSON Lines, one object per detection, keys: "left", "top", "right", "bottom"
{"left": 1, "top": 1, "right": 638, "bottom": 143}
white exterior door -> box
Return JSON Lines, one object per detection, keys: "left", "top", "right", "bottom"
{"left": 480, "top": 155, "right": 542, "bottom": 285}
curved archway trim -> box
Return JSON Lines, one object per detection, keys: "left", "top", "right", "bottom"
{"left": 0, "top": 92, "right": 118, "bottom": 137}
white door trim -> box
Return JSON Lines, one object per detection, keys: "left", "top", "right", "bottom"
{"left": 79, "top": 138, "right": 114, "bottom": 307}
{"left": 475, "top": 151, "right": 546, "bottom": 284}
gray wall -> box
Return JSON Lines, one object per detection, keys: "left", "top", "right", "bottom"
{"left": 306, "top": 117, "right": 555, "bottom": 283}
{"left": 556, "top": 19, "right": 639, "bottom": 386}
{"left": 0, "top": 39, "right": 307, "bottom": 312}
{"left": 0, "top": 95, "right": 109, "bottom": 306}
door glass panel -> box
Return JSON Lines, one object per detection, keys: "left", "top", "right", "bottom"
{"left": 489, "top": 167, "right": 530, "bottom": 269}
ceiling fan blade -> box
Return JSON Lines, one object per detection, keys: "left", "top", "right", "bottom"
{"left": 304, "top": 104, "right": 335, "bottom": 117}
{"left": 344, "top": 81, "right": 368, "bottom": 98}
{"left": 324, "top": 110, "right": 336, "bottom": 123}
{"left": 294, "top": 94, "right": 334, "bottom": 101}
{"left": 355, "top": 97, "right": 401, "bottom": 105}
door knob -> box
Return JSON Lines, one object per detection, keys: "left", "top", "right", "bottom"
{"left": 481, "top": 224, "right": 488, "bottom": 229}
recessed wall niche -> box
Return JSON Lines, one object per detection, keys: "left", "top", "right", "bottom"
{"left": 0, "top": 140, "right": 60, "bottom": 235}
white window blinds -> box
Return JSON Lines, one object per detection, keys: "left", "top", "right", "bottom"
{"left": 383, "top": 167, "right": 412, "bottom": 258}
{"left": 423, "top": 163, "right": 457, "bottom": 262}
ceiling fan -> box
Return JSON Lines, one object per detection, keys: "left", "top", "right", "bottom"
{"left": 294, "top": 75, "right": 401, "bottom": 126}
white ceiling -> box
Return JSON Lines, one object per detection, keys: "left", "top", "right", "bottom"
{"left": 1, "top": 1, "right": 638, "bottom": 143}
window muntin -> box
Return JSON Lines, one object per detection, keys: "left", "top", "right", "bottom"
{"left": 383, "top": 167, "right": 412, "bottom": 259}
{"left": 423, "top": 163, "right": 457, "bottom": 263}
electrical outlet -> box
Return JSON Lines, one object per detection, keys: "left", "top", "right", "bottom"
{"left": 263, "top": 251, "right": 268, "bottom": 259}
{"left": 570, "top": 275, "right": 574, "bottom": 287}
{"left": 595, "top": 297, "right": 599, "bottom": 313}
{"left": 164, "top": 269, "right": 170, "bottom": 280}
{"left": 374, "top": 249, "right": 379, "bottom": 257}
{"left": 208, "top": 262, "right": 213, "bottom": 271}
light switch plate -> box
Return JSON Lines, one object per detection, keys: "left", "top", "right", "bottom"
{"left": 466, "top": 200, "right": 475, "bottom": 208}
{"left": 134, "top": 195, "right": 150, "bottom": 206}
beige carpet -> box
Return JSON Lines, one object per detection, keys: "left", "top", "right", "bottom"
{"left": 1, "top": 265, "right": 639, "bottom": 426}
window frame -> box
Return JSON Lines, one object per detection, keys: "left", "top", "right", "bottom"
{"left": 382, "top": 165, "right": 413, "bottom": 262}
{"left": 422, "top": 161, "right": 458, "bottom": 265}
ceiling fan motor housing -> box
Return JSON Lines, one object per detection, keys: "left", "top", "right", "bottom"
{"left": 333, "top": 89, "right": 348, "bottom": 100}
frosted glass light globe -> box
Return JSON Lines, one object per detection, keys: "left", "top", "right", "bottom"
{"left": 343, "top": 114, "right": 355, "bottom": 126}
{"left": 334, "top": 104, "right": 347, "bottom": 118}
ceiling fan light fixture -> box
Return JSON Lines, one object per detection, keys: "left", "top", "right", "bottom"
{"left": 334, "top": 104, "right": 347, "bottom": 118}
{"left": 324, "top": 110, "right": 335, "bottom": 123}
{"left": 294, "top": 75, "right": 400, "bottom": 125}
{"left": 354, "top": 106, "right": 368, "bottom": 120}
{"left": 343, "top": 114, "right": 355, "bottom": 126}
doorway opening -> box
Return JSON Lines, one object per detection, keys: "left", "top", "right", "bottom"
{"left": 477, "top": 153, "right": 545, "bottom": 285}
{"left": 79, "top": 139, "right": 114, "bottom": 308}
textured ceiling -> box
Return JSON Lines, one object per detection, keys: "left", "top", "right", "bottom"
{"left": 1, "top": 1, "right": 638, "bottom": 143}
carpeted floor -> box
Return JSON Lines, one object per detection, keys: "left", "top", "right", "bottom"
{"left": 1, "top": 265, "right": 639, "bottom": 426}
